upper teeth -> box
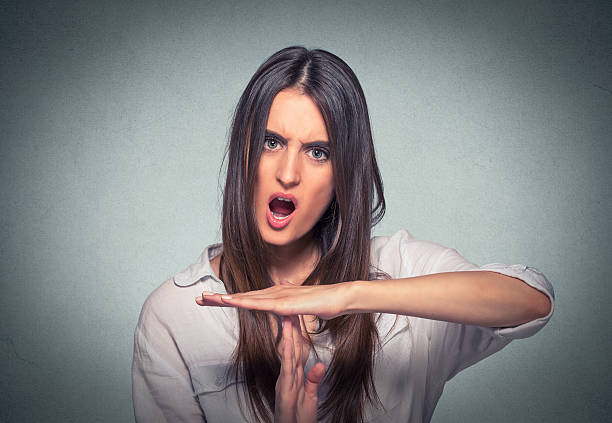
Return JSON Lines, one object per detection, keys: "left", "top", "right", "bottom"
{"left": 276, "top": 197, "right": 292, "bottom": 202}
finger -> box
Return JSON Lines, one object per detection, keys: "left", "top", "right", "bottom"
{"left": 276, "top": 317, "right": 298, "bottom": 420}
{"left": 220, "top": 295, "right": 302, "bottom": 316}
{"left": 195, "top": 294, "right": 233, "bottom": 307}
{"left": 223, "top": 288, "right": 275, "bottom": 297}
{"left": 223, "top": 284, "right": 293, "bottom": 298}
{"left": 198, "top": 291, "right": 266, "bottom": 307}
{"left": 221, "top": 293, "right": 290, "bottom": 303}
{"left": 219, "top": 296, "right": 287, "bottom": 312}
{"left": 304, "top": 362, "right": 325, "bottom": 398}
{"left": 296, "top": 360, "right": 305, "bottom": 402}
{"left": 281, "top": 316, "right": 296, "bottom": 381}
{"left": 299, "top": 314, "right": 314, "bottom": 338}
{"left": 222, "top": 285, "right": 298, "bottom": 301}
{"left": 289, "top": 315, "right": 302, "bottom": 365}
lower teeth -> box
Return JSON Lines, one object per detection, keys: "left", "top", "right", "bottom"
{"left": 272, "top": 212, "right": 289, "bottom": 220}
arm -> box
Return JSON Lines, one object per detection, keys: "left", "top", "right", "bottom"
{"left": 197, "top": 232, "right": 553, "bottom": 331}
{"left": 198, "top": 232, "right": 555, "bottom": 398}
{"left": 346, "top": 270, "right": 551, "bottom": 328}
{"left": 196, "top": 270, "right": 550, "bottom": 329}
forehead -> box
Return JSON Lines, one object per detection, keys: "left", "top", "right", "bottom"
{"left": 266, "top": 89, "right": 328, "bottom": 142}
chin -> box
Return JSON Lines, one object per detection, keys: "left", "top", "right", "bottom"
{"left": 259, "top": 224, "right": 311, "bottom": 248}
{"left": 261, "top": 231, "right": 296, "bottom": 247}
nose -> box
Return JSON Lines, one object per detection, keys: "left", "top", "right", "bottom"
{"left": 276, "top": 150, "right": 301, "bottom": 188}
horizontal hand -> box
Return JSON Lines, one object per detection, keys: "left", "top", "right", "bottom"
{"left": 196, "top": 271, "right": 551, "bottom": 328}
{"left": 195, "top": 282, "right": 354, "bottom": 320}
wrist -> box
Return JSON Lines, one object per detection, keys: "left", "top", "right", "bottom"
{"left": 341, "top": 280, "right": 371, "bottom": 314}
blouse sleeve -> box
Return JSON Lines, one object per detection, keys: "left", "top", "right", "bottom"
{"left": 132, "top": 287, "right": 206, "bottom": 423}
{"left": 426, "top": 248, "right": 555, "bottom": 381}
{"left": 375, "top": 230, "right": 555, "bottom": 382}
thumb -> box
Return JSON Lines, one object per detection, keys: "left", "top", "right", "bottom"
{"left": 304, "top": 362, "right": 325, "bottom": 398}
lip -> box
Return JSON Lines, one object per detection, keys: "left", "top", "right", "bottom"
{"left": 267, "top": 192, "right": 298, "bottom": 208}
{"left": 266, "top": 192, "right": 298, "bottom": 229}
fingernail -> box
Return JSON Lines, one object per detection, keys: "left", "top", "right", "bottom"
{"left": 221, "top": 295, "right": 232, "bottom": 300}
{"left": 195, "top": 296, "right": 202, "bottom": 302}
{"left": 201, "top": 291, "right": 215, "bottom": 296}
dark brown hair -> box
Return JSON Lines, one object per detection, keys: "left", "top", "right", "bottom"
{"left": 220, "top": 46, "right": 386, "bottom": 422}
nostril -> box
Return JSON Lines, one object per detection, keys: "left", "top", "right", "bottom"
{"left": 277, "top": 171, "right": 300, "bottom": 187}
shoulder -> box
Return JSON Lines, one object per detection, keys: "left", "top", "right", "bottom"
{"left": 370, "top": 229, "right": 475, "bottom": 278}
{"left": 140, "top": 277, "right": 196, "bottom": 315}
{"left": 135, "top": 276, "right": 238, "bottom": 367}
{"left": 135, "top": 244, "right": 228, "bottom": 339}
{"left": 136, "top": 278, "right": 202, "bottom": 336}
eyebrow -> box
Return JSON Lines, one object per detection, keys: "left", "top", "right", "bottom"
{"left": 265, "top": 129, "right": 329, "bottom": 148}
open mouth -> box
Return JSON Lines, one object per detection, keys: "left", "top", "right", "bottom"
{"left": 269, "top": 197, "right": 296, "bottom": 220}
{"left": 266, "top": 192, "right": 297, "bottom": 229}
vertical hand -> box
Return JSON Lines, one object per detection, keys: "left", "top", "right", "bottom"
{"left": 274, "top": 316, "right": 325, "bottom": 423}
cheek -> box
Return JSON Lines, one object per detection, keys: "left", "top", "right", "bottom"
{"left": 323, "top": 170, "right": 334, "bottom": 201}
{"left": 312, "top": 173, "right": 334, "bottom": 211}
{"left": 254, "top": 160, "right": 273, "bottom": 208}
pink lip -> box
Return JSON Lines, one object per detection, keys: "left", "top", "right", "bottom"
{"left": 266, "top": 192, "right": 298, "bottom": 229}
{"left": 267, "top": 192, "right": 298, "bottom": 208}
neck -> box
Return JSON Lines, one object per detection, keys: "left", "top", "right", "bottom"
{"left": 267, "top": 233, "right": 320, "bottom": 285}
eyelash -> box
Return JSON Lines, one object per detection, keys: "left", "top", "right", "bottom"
{"left": 263, "top": 136, "right": 282, "bottom": 151}
{"left": 263, "top": 136, "right": 330, "bottom": 163}
{"left": 306, "top": 147, "right": 329, "bottom": 162}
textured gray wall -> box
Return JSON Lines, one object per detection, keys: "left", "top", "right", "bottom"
{"left": 1, "top": 0, "right": 610, "bottom": 422}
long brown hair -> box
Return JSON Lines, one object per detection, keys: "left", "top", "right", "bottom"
{"left": 220, "top": 46, "right": 386, "bottom": 422}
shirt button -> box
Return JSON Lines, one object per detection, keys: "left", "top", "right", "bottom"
{"left": 215, "top": 373, "right": 225, "bottom": 386}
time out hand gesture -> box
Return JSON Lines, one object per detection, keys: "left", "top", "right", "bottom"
{"left": 275, "top": 316, "right": 325, "bottom": 423}
{"left": 195, "top": 281, "right": 354, "bottom": 320}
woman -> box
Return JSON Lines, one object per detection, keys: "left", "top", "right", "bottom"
{"left": 132, "top": 46, "right": 554, "bottom": 423}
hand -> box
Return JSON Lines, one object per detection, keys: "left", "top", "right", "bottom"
{"left": 275, "top": 316, "right": 325, "bottom": 423}
{"left": 195, "top": 281, "right": 354, "bottom": 320}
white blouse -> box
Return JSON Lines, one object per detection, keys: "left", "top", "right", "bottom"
{"left": 132, "top": 230, "right": 555, "bottom": 422}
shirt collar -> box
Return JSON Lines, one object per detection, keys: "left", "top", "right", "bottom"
{"left": 173, "top": 243, "right": 224, "bottom": 287}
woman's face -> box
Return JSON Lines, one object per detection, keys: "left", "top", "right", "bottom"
{"left": 254, "top": 88, "right": 334, "bottom": 248}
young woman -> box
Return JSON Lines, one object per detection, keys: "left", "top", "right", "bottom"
{"left": 132, "top": 46, "right": 554, "bottom": 423}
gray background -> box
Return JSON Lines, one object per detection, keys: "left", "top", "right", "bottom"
{"left": 1, "top": 0, "right": 610, "bottom": 422}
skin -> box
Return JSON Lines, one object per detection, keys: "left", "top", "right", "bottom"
{"left": 211, "top": 88, "right": 333, "bottom": 422}
{"left": 275, "top": 315, "right": 325, "bottom": 423}
{"left": 197, "top": 88, "right": 552, "bottom": 421}
{"left": 197, "top": 272, "right": 551, "bottom": 326}
{"left": 253, "top": 88, "right": 334, "bottom": 287}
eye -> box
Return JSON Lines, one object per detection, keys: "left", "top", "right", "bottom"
{"left": 264, "top": 136, "right": 282, "bottom": 151}
{"left": 307, "top": 147, "right": 329, "bottom": 162}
